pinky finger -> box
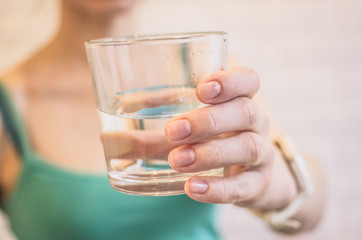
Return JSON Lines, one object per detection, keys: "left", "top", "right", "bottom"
{"left": 184, "top": 171, "right": 268, "bottom": 205}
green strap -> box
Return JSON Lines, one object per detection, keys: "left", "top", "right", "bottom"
{"left": 0, "top": 82, "right": 32, "bottom": 159}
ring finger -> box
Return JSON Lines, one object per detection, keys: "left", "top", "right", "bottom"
{"left": 165, "top": 97, "right": 268, "bottom": 145}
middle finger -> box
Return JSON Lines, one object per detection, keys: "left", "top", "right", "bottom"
{"left": 165, "top": 97, "right": 267, "bottom": 145}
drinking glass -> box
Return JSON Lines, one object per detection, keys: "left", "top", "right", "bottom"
{"left": 85, "top": 32, "right": 228, "bottom": 196}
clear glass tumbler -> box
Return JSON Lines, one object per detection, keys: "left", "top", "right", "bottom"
{"left": 85, "top": 32, "right": 228, "bottom": 196}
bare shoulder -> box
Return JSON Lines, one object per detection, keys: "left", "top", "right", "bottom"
{"left": 0, "top": 57, "right": 38, "bottom": 165}
{"left": 0, "top": 65, "right": 23, "bottom": 141}
{"left": 1, "top": 58, "right": 34, "bottom": 97}
{"left": 0, "top": 47, "right": 46, "bottom": 109}
{"left": 0, "top": 69, "right": 24, "bottom": 203}
{"left": 1, "top": 42, "right": 51, "bottom": 90}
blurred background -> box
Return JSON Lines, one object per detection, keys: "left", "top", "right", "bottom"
{"left": 0, "top": 0, "right": 361, "bottom": 239}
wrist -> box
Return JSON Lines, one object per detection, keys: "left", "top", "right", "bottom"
{"left": 245, "top": 145, "right": 297, "bottom": 211}
{"left": 270, "top": 146, "right": 299, "bottom": 210}
{"left": 249, "top": 135, "right": 315, "bottom": 232}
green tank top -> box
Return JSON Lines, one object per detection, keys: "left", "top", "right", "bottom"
{"left": 0, "top": 82, "right": 219, "bottom": 240}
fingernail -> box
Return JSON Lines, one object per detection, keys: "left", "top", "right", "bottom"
{"left": 199, "top": 81, "right": 221, "bottom": 101}
{"left": 166, "top": 119, "right": 191, "bottom": 141}
{"left": 189, "top": 179, "right": 208, "bottom": 194}
{"left": 170, "top": 148, "right": 195, "bottom": 168}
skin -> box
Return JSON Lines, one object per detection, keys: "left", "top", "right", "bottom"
{"left": 0, "top": 0, "right": 325, "bottom": 234}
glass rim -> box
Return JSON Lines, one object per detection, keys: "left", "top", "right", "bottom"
{"left": 85, "top": 31, "right": 227, "bottom": 47}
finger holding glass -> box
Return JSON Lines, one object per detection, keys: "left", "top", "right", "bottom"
{"left": 166, "top": 67, "right": 298, "bottom": 210}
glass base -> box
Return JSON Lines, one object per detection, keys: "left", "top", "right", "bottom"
{"left": 109, "top": 168, "right": 223, "bottom": 196}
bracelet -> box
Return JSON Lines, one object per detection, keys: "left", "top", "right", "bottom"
{"left": 249, "top": 134, "right": 315, "bottom": 231}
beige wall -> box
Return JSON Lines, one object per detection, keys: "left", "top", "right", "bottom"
{"left": 1, "top": 0, "right": 362, "bottom": 239}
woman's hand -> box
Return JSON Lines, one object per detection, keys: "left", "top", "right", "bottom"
{"left": 102, "top": 66, "right": 325, "bottom": 231}
{"left": 165, "top": 67, "right": 298, "bottom": 210}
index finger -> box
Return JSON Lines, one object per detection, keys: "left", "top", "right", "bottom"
{"left": 196, "top": 67, "right": 260, "bottom": 104}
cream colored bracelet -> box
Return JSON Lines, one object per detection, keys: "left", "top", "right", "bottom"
{"left": 250, "top": 135, "right": 315, "bottom": 231}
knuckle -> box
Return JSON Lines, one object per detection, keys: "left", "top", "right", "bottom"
{"left": 234, "top": 178, "right": 250, "bottom": 203}
{"left": 246, "top": 133, "right": 262, "bottom": 165}
{"left": 237, "top": 97, "right": 257, "bottom": 129}
{"left": 253, "top": 172, "right": 269, "bottom": 202}
{"left": 246, "top": 67, "right": 260, "bottom": 91}
{"left": 203, "top": 107, "right": 218, "bottom": 132}
{"left": 220, "top": 183, "right": 233, "bottom": 203}
{"left": 235, "top": 66, "right": 260, "bottom": 87}
{"left": 210, "top": 142, "right": 224, "bottom": 165}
